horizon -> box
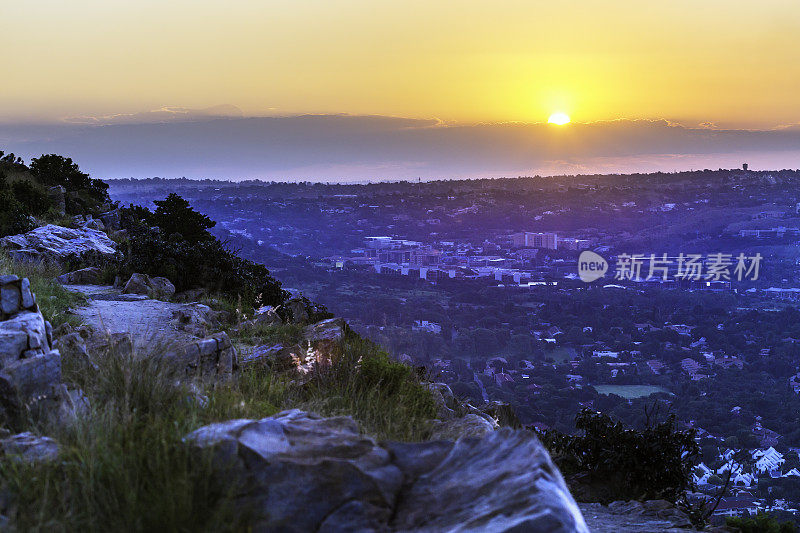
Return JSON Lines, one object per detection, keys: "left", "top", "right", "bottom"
{"left": 4, "top": 1, "right": 800, "bottom": 181}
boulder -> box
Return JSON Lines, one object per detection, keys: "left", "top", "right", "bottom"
{"left": 429, "top": 413, "right": 498, "bottom": 440}
{"left": 47, "top": 186, "right": 66, "bottom": 216}
{"left": 276, "top": 297, "right": 310, "bottom": 324}
{"left": 171, "top": 304, "right": 216, "bottom": 337}
{"left": 0, "top": 432, "right": 58, "bottom": 463}
{"left": 0, "top": 224, "right": 117, "bottom": 263}
{"left": 240, "top": 343, "right": 303, "bottom": 372}
{"left": 98, "top": 209, "right": 121, "bottom": 231}
{"left": 53, "top": 332, "right": 96, "bottom": 369}
{"left": 148, "top": 277, "right": 176, "bottom": 300}
{"left": 164, "top": 332, "right": 236, "bottom": 378}
{"left": 122, "top": 273, "right": 176, "bottom": 301}
{"left": 0, "top": 278, "right": 67, "bottom": 418}
{"left": 173, "top": 288, "right": 206, "bottom": 303}
{"left": 184, "top": 410, "right": 588, "bottom": 532}
{"left": 57, "top": 267, "right": 102, "bottom": 285}
{"left": 302, "top": 317, "right": 345, "bottom": 343}
{"left": 122, "top": 273, "right": 151, "bottom": 295}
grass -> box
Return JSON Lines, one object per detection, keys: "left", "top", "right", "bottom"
{"left": 0, "top": 328, "right": 436, "bottom": 530}
{"left": 593, "top": 384, "right": 672, "bottom": 399}
{"left": 0, "top": 250, "right": 85, "bottom": 328}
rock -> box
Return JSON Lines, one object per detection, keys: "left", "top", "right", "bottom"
{"left": 429, "top": 413, "right": 498, "bottom": 440}
{"left": 148, "top": 277, "right": 176, "bottom": 300}
{"left": 173, "top": 288, "right": 206, "bottom": 303}
{"left": 0, "top": 432, "right": 58, "bottom": 463}
{"left": 0, "top": 309, "right": 52, "bottom": 364}
{"left": 276, "top": 297, "right": 310, "bottom": 324}
{"left": 302, "top": 317, "right": 345, "bottom": 343}
{"left": 54, "top": 332, "right": 96, "bottom": 369}
{"left": 0, "top": 224, "right": 117, "bottom": 263}
{"left": 122, "top": 273, "right": 151, "bottom": 295}
{"left": 57, "top": 267, "right": 102, "bottom": 285}
{"left": 478, "top": 400, "right": 523, "bottom": 428}
{"left": 0, "top": 285, "right": 20, "bottom": 316}
{"left": 82, "top": 218, "right": 105, "bottom": 231}
{"left": 98, "top": 209, "right": 121, "bottom": 231}
{"left": 122, "top": 273, "right": 176, "bottom": 301}
{"left": 53, "top": 385, "right": 90, "bottom": 425}
{"left": 164, "top": 332, "right": 236, "bottom": 378}
{"left": 425, "top": 382, "right": 457, "bottom": 419}
{"left": 240, "top": 343, "right": 302, "bottom": 371}
{"left": 171, "top": 304, "right": 216, "bottom": 337}
{"left": 47, "top": 186, "right": 66, "bottom": 216}
{"left": 0, "top": 350, "right": 61, "bottom": 409}
{"left": 185, "top": 410, "right": 588, "bottom": 532}
{"left": 580, "top": 501, "right": 694, "bottom": 531}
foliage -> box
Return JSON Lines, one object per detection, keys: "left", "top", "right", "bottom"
{"left": 118, "top": 198, "right": 288, "bottom": 310}
{"left": 541, "top": 408, "right": 699, "bottom": 502}
{"left": 726, "top": 514, "right": 798, "bottom": 533}
{"left": 10, "top": 179, "right": 51, "bottom": 216}
{"left": 151, "top": 193, "right": 216, "bottom": 243}
{"left": 0, "top": 250, "right": 84, "bottom": 328}
{"left": 2, "top": 347, "right": 247, "bottom": 532}
{"left": 0, "top": 179, "right": 34, "bottom": 237}
{"left": 300, "top": 332, "right": 437, "bottom": 441}
{"left": 29, "top": 154, "right": 109, "bottom": 214}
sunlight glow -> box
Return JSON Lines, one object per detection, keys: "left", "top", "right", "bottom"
{"left": 548, "top": 112, "right": 571, "bottom": 126}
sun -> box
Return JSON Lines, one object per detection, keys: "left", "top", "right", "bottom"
{"left": 548, "top": 112, "right": 571, "bottom": 125}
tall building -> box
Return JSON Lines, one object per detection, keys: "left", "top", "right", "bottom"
{"left": 512, "top": 232, "right": 558, "bottom": 250}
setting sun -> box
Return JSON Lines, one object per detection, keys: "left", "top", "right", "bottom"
{"left": 548, "top": 112, "right": 571, "bottom": 125}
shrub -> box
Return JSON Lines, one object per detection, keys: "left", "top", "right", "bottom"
{"left": 10, "top": 179, "right": 51, "bottom": 216}
{"left": 29, "top": 154, "right": 109, "bottom": 214}
{"left": 727, "top": 514, "right": 798, "bottom": 533}
{"left": 0, "top": 185, "right": 33, "bottom": 237}
{"left": 541, "top": 408, "right": 699, "bottom": 502}
{"left": 118, "top": 198, "right": 288, "bottom": 310}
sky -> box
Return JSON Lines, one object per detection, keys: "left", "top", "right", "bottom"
{"left": 3, "top": 1, "right": 800, "bottom": 180}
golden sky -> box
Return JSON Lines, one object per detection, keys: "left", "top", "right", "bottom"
{"left": 3, "top": 0, "right": 800, "bottom": 127}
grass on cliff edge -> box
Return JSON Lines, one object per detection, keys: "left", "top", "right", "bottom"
{"left": 0, "top": 330, "right": 435, "bottom": 531}
{"left": 0, "top": 250, "right": 84, "bottom": 328}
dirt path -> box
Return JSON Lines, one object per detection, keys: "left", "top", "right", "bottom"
{"left": 64, "top": 285, "right": 198, "bottom": 349}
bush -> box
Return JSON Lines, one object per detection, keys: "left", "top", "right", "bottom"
{"left": 29, "top": 154, "right": 109, "bottom": 215}
{"left": 11, "top": 179, "right": 51, "bottom": 216}
{"left": 541, "top": 408, "right": 699, "bottom": 502}
{"left": 0, "top": 185, "right": 33, "bottom": 237}
{"left": 118, "top": 197, "right": 288, "bottom": 310}
{"left": 727, "top": 514, "right": 798, "bottom": 533}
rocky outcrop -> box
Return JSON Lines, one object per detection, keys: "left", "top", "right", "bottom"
{"left": 579, "top": 500, "right": 694, "bottom": 532}
{"left": 0, "top": 276, "right": 62, "bottom": 415}
{"left": 122, "top": 273, "right": 176, "bottom": 301}
{"left": 1, "top": 224, "right": 117, "bottom": 264}
{"left": 0, "top": 432, "right": 59, "bottom": 463}
{"left": 57, "top": 267, "right": 102, "bottom": 285}
{"left": 184, "top": 409, "right": 588, "bottom": 532}
{"left": 164, "top": 331, "right": 236, "bottom": 378}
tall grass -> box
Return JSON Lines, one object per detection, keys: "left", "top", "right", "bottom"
{"left": 0, "top": 250, "right": 84, "bottom": 328}
{"left": 0, "top": 330, "right": 436, "bottom": 530}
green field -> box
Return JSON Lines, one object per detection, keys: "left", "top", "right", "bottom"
{"left": 593, "top": 385, "right": 672, "bottom": 399}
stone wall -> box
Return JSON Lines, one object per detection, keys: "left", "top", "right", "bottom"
{"left": 0, "top": 275, "right": 61, "bottom": 412}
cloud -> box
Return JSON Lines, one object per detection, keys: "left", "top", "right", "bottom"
{"left": 1, "top": 114, "right": 799, "bottom": 181}
{"left": 62, "top": 104, "right": 244, "bottom": 125}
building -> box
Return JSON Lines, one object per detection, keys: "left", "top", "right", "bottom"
{"left": 512, "top": 232, "right": 558, "bottom": 250}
